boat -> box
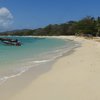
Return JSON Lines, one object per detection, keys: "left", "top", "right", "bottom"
{"left": 0, "top": 38, "right": 21, "bottom": 46}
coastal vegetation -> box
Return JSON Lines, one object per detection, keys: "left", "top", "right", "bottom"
{"left": 0, "top": 16, "right": 100, "bottom": 36}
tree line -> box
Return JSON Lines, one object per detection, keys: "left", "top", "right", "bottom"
{"left": 1, "top": 16, "right": 100, "bottom": 36}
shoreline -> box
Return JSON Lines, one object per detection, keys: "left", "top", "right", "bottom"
{"left": 9, "top": 36, "right": 100, "bottom": 100}
{"left": 0, "top": 36, "right": 100, "bottom": 100}
{"left": 0, "top": 36, "right": 78, "bottom": 85}
{"left": 0, "top": 36, "right": 79, "bottom": 100}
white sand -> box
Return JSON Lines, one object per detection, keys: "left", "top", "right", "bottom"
{"left": 10, "top": 36, "right": 100, "bottom": 100}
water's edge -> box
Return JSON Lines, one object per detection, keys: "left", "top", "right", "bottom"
{"left": 0, "top": 38, "right": 81, "bottom": 100}
{"left": 0, "top": 37, "right": 81, "bottom": 85}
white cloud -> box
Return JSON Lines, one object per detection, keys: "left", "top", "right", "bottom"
{"left": 0, "top": 7, "right": 13, "bottom": 31}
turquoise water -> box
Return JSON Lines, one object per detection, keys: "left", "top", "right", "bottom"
{"left": 0, "top": 36, "right": 79, "bottom": 84}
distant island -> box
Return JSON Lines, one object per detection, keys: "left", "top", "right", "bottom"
{"left": 0, "top": 16, "right": 100, "bottom": 37}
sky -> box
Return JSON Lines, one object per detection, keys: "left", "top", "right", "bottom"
{"left": 0, "top": 0, "right": 100, "bottom": 32}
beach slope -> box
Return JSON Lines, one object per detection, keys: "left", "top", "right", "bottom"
{"left": 10, "top": 37, "right": 100, "bottom": 100}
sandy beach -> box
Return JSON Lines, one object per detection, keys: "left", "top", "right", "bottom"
{"left": 5, "top": 36, "right": 100, "bottom": 100}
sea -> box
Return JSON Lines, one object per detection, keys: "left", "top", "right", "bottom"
{"left": 0, "top": 36, "right": 80, "bottom": 85}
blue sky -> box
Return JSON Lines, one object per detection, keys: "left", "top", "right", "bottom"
{"left": 0, "top": 0, "right": 100, "bottom": 31}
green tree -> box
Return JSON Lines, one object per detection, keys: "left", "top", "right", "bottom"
{"left": 76, "top": 16, "right": 97, "bottom": 36}
{"left": 96, "top": 17, "right": 100, "bottom": 36}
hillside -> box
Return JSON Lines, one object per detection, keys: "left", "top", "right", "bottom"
{"left": 0, "top": 16, "right": 100, "bottom": 36}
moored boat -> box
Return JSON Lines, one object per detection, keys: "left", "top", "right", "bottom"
{"left": 0, "top": 38, "right": 21, "bottom": 46}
